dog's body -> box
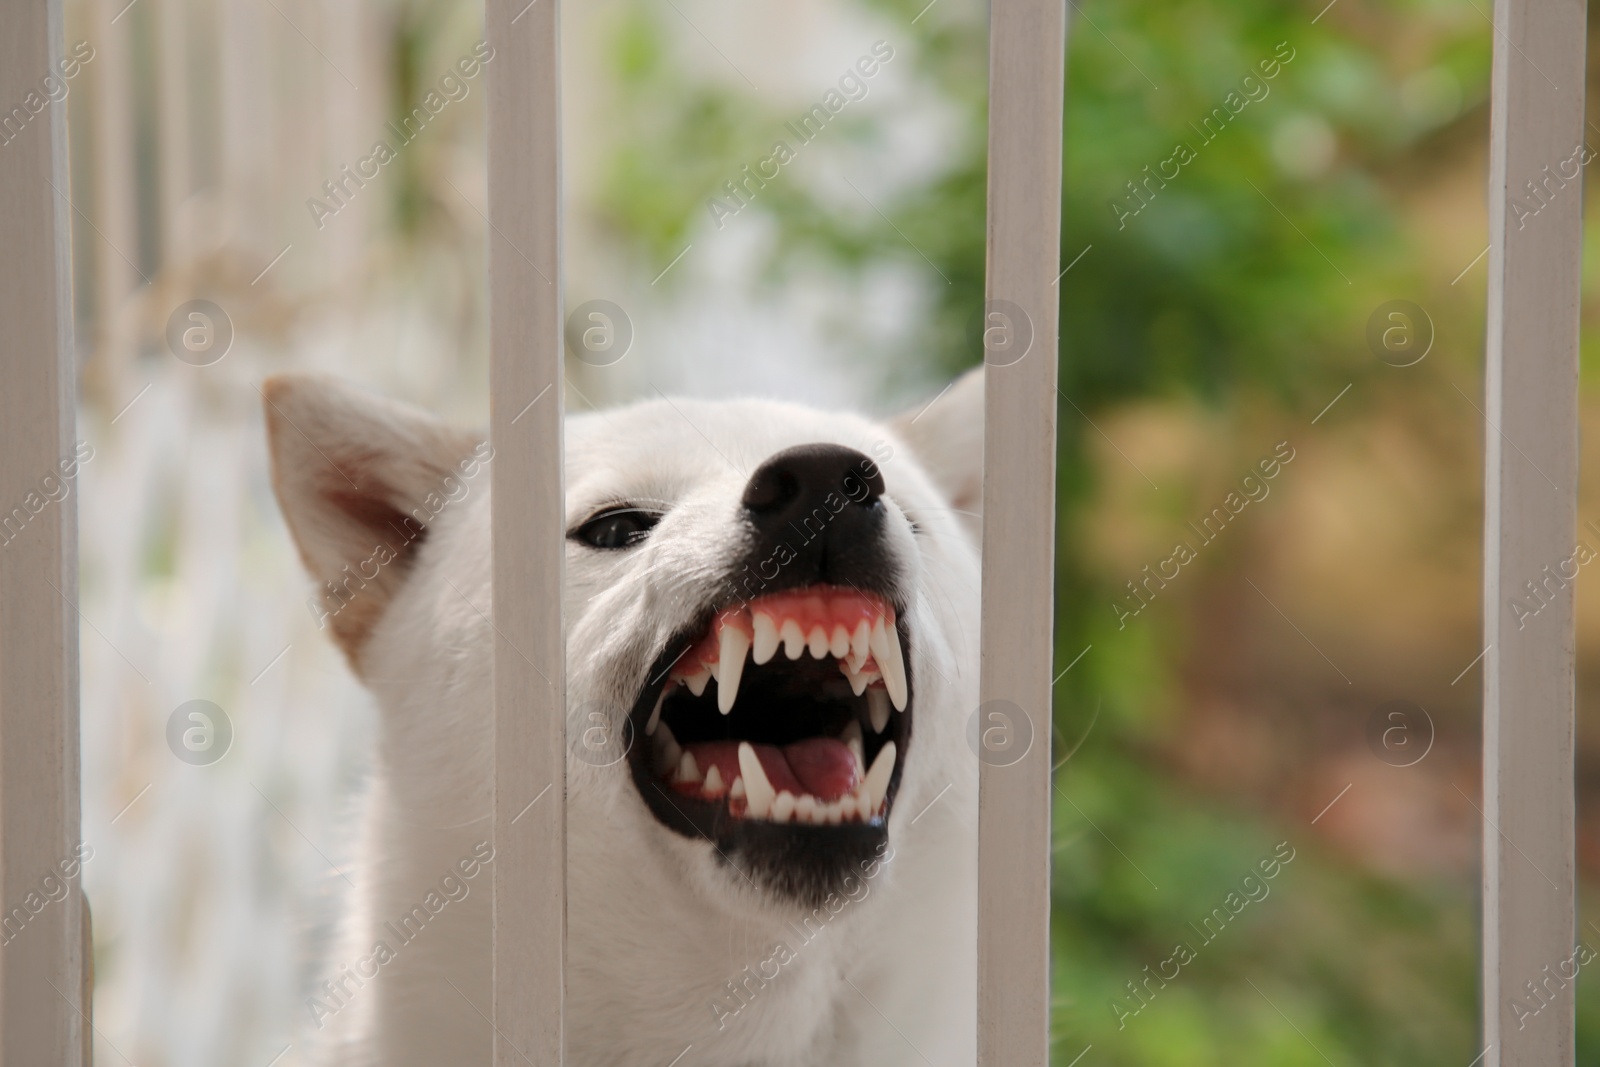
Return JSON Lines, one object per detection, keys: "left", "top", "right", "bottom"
{"left": 264, "top": 372, "right": 984, "bottom": 1066}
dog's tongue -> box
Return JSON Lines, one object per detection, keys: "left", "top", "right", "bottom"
{"left": 682, "top": 738, "right": 858, "bottom": 801}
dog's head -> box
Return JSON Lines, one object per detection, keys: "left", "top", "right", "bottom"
{"left": 264, "top": 371, "right": 982, "bottom": 911}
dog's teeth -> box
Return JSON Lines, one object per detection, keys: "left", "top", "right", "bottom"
{"left": 829, "top": 625, "right": 850, "bottom": 659}
{"left": 703, "top": 764, "right": 725, "bottom": 796}
{"left": 780, "top": 620, "right": 806, "bottom": 660}
{"left": 841, "top": 721, "right": 864, "bottom": 774}
{"left": 738, "top": 742, "right": 776, "bottom": 818}
{"left": 840, "top": 660, "right": 868, "bottom": 696}
{"left": 716, "top": 625, "right": 750, "bottom": 714}
{"left": 752, "top": 613, "right": 780, "bottom": 665}
{"left": 730, "top": 776, "right": 746, "bottom": 801}
{"left": 771, "top": 791, "right": 796, "bottom": 823}
{"left": 795, "top": 795, "right": 820, "bottom": 824}
{"left": 654, "top": 723, "right": 681, "bottom": 776}
{"left": 840, "top": 795, "right": 857, "bottom": 821}
{"left": 870, "top": 617, "right": 908, "bottom": 711}
{"left": 807, "top": 626, "right": 830, "bottom": 659}
{"left": 645, "top": 686, "right": 670, "bottom": 735}
{"left": 849, "top": 620, "right": 872, "bottom": 669}
{"left": 825, "top": 799, "right": 843, "bottom": 825}
{"left": 868, "top": 688, "right": 890, "bottom": 734}
{"left": 677, "top": 751, "right": 702, "bottom": 785}
{"left": 840, "top": 661, "right": 879, "bottom": 697}
{"left": 864, "top": 741, "right": 896, "bottom": 817}
{"left": 684, "top": 668, "right": 711, "bottom": 698}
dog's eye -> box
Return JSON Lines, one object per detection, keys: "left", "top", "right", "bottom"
{"left": 571, "top": 507, "right": 660, "bottom": 549}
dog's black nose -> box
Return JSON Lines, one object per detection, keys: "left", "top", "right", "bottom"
{"left": 738, "top": 444, "right": 891, "bottom": 593}
{"left": 742, "top": 444, "right": 884, "bottom": 518}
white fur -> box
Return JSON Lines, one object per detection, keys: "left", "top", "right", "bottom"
{"left": 267, "top": 372, "right": 984, "bottom": 1066}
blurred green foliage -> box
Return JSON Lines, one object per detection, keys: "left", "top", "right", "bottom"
{"left": 591, "top": 0, "right": 1600, "bottom": 1061}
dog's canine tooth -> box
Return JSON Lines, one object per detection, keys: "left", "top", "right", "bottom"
{"left": 868, "top": 688, "right": 890, "bottom": 734}
{"left": 751, "top": 612, "right": 780, "bottom": 665}
{"left": 840, "top": 661, "right": 879, "bottom": 697}
{"left": 702, "top": 765, "right": 725, "bottom": 796}
{"left": 771, "top": 790, "right": 796, "bottom": 823}
{"left": 842, "top": 663, "right": 870, "bottom": 697}
{"left": 807, "top": 626, "right": 830, "bottom": 659}
{"left": 677, "top": 751, "right": 702, "bottom": 785}
{"left": 738, "top": 742, "right": 776, "bottom": 818}
{"left": 849, "top": 620, "right": 872, "bottom": 670}
{"left": 864, "top": 741, "right": 896, "bottom": 817}
{"left": 684, "top": 668, "right": 711, "bottom": 698}
{"left": 794, "top": 794, "right": 820, "bottom": 824}
{"left": 870, "top": 617, "right": 908, "bottom": 711}
{"left": 654, "top": 723, "right": 681, "bottom": 776}
{"left": 780, "top": 620, "right": 806, "bottom": 660}
{"left": 716, "top": 625, "right": 750, "bottom": 714}
{"left": 730, "top": 776, "right": 746, "bottom": 801}
{"left": 841, "top": 720, "right": 864, "bottom": 774}
{"left": 829, "top": 625, "right": 850, "bottom": 659}
{"left": 645, "top": 685, "right": 671, "bottom": 735}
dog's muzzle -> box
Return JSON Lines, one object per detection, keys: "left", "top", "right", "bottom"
{"left": 623, "top": 443, "right": 914, "bottom": 905}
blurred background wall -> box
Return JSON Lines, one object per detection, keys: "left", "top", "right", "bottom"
{"left": 51, "top": 0, "right": 1600, "bottom": 1062}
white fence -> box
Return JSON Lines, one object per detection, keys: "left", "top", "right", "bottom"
{"left": 0, "top": 0, "right": 1586, "bottom": 1064}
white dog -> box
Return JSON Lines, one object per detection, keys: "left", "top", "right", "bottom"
{"left": 263, "top": 369, "right": 984, "bottom": 1066}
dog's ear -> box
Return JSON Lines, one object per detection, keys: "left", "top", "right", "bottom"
{"left": 890, "top": 366, "right": 984, "bottom": 530}
{"left": 262, "top": 373, "right": 485, "bottom": 671}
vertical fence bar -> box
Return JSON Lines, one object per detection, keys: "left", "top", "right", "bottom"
{"left": 0, "top": 0, "right": 85, "bottom": 1062}
{"left": 1481, "top": 0, "right": 1586, "bottom": 1063}
{"left": 978, "top": 0, "right": 1066, "bottom": 1063}
{"left": 486, "top": 0, "right": 566, "bottom": 1062}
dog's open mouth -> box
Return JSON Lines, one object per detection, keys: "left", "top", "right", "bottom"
{"left": 626, "top": 584, "right": 911, "bottom": 891}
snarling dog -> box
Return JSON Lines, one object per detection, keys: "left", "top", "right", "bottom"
{"left": 264, "top": 369, "right": 983, "bottom": 1066}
